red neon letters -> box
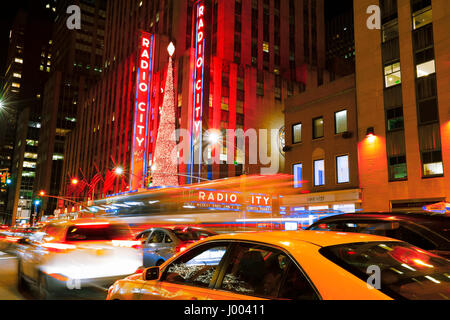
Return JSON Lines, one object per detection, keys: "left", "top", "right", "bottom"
{"left": 193, "top": 3, "right": 205, "bottom": 136}
{"left": 131, "top": 32, "right": 154, "bottom": 190}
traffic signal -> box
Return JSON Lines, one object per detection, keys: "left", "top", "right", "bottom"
{"left": 144, "top": 175, "right": 153, "bottom": 187}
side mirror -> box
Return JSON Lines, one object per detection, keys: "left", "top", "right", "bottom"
{"left": 143, "top": 267, "right": 159, "bottom": 281}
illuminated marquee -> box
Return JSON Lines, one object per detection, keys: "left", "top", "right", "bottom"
{"left": 193, "top": 3, "right": 205, "bottom": 137}
{"left": 197, "top": 191, "right": 272, "bottom": 207}
{"left": 189, "top": 0, "right": 210, "bottom": 183}
{"left": 131, "top": 31, "right": 154, "bottom": 190}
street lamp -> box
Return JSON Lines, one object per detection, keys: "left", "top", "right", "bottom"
{"left": 71, "top": 178, "right": 79, "bottom": 185}
{"left": 114, "top": 167, "right": 124, "bottom": 176}
{"left": 207, "top": 130, "right": 221, "bottom": 145}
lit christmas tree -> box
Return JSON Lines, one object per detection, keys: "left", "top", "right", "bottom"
{"left": 152, "top": 43, "right": 179, "bottom": 187}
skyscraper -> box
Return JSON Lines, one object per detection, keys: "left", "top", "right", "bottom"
{"left": 1, "top": 1, "right": 54, "bottom": 225}
{"left": 34, "top": 0, "right": 106, "bottom": 216}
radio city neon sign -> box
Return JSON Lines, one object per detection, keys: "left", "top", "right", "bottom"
{"left": 198, "top": 191, "right": 272, "bottom": 206}
{"left": 131, "top": 32, "right": 154, "bottom": 190}
{"left": 199, "top": 191, "right": 239, "bottom": 204}
{"left": 193, "top": 3, "right": 205, "bottom": 136}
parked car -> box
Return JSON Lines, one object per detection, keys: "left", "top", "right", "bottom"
{"left": 107, "top": 231, "right": 450, "bottom": 300}
{"left": 16, "top": 219, "right": 142, "bottom": 299}
{"left": 135, "top": 226, "right": 217, "bottom": 267}
{"left": 307, "top": 212, "right": 450, "bottom": 258}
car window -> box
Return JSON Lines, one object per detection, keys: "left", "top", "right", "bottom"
{"left": 65, "top": 224, "right": 132, "bottom": 241}
{"left": 320, "top": 241, "right": 450, "bottom": 300}
{"left": 137, "top": 231, "right": 151, "bottom": 242}
{"left": 309, "top": 221, "right": 348, "bottom": 232}
{"left": 164, "top": 234, "right": 173, "bottom": 243}
{"left": 43, "top": 224, "right": 66, "bottom": 242}
{"left": 172, "top": 228, "right": 216, "bottom": 241}
{"left": 311, "top": 220, "right": 438, "bottom": 251}
{"left": 388, "top": 224, "right": 437, "bottom": 251}
{"left": 148, "top": 230, "right": 165, "bottom": 244}
{"left": 218, "top": 243, "right": 294, "bottom": 299}
{"left": 278, "top": 263, "right": 319, "bottom": 300}
{"left": 162, "top": 243, "right": 228, "bottom": 288}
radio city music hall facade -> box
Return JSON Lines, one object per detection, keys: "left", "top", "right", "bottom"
{"left": 60, "top": 0, "right": 326, "bottom": 205}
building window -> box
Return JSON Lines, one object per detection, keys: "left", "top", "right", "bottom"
{"left": 422, "top": 150, "right": 443, "bottom": 177}
{"left": 22, "top": 172, "right": 35, "bottom": 178}
{"left": 418, "top": 98, "right": 438, "bottom": 124}
{"left": 413, "top": 7, "right": 432, "bottom": 30}
{"left": 382, "top": 20, "right": 399, "bottom": 42}
{"left": 386, "top": 107, "right": 404, "bottom": 131}
{"left": 384, "top": 62, "right": 402, "bottom": 88}
{"left": 293, "top": 163, "right": 303, "bottom": 189}
{"left": 220, "top": 97, "right": 229, "bottom": 111}
{"left": 313, "top": 117, "right": 324, "bottom": 139}
{"left": 292, "top": 123, "right": 302, "bottom": 144}
{"left": 416, "top": 60, "right": 435, "bottom": 78}
{"left": 23, "top": 161, "right": 36, "bottom": 169}
{"left": 334, "top": 110, "right": 348, "bottom": 134}
{"left": 333, "top": 204, "right": 356, "bottom": 213}
{"left": 389, "top": 155, "right": 407, "bottom": 181}
{"left": 336, "top": 155, "right": 350, "bottom": 184}
{"left": 314, "top": 159, "right": 325, "bottom": 186}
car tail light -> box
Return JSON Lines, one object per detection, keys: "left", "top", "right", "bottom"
{"left": 47, "top": 273, "right": 69, "bottom": 282}
{"left": 74, "top": 222, "right": 110, "bottom": 227}
{"left": 42, "top": 242, "right": 77, "bottom": 253}
{"left": 112, "top": 240, "right": 142, "bottom": 250}
{"left": 135, "top": 266, "right": 145, "bottom": 274}
{"left": 176, "top": 245, "right": 187, "bottom": 253}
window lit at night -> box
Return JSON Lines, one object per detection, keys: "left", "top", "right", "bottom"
{"left": 384, "top": 62, "right": 401, "bottom": 88}
{"left": 314, "top": 159, "right": 325, "bottom": 186}
{"left": 336, "top": 155, "right": 350, "bottom": 184}
{"left": 416, "top": 60, "right": 435, "bottom": 78}
{"left": 293, "top": 163, "right": 303, "bottom": 189}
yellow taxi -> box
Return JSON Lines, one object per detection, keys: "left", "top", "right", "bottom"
{"left": 107, "top": 231, "right": 450, "bottom": 300}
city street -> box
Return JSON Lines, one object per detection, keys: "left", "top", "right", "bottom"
{"left": 0, "top": 251, "right": 27, "bottom": 300}
{"left": 0, "top": 251, "right": 108, "bottom": 300}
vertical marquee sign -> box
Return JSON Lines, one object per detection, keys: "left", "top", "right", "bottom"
{"left": 189, "top": 0, "right": 211, "bottom": 183}
{"left": 130, "top": 31, "right": 155, "bottom": 190}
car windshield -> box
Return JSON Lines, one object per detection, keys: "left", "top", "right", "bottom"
{"left": 66, "top": 223, "right": 132, "bottom": 241}
{"left": 172, "top": 228, "right": 216, "bottom": 242}
{"left": 320, "top": 241, "right": 450, "bottom": 300}
{"left": 414, "top": 218, "right": 450, "bottom": 239}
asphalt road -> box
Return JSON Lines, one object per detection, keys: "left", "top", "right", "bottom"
{"left": 0, "top": 251, "right": 108, "bottom": 300}
{"left": 0, "top": 251, "right": 29, "bottom": 300}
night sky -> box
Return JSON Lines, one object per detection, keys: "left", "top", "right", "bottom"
{"left": 325, "top": 0, "right": 353, "bottom": 19}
